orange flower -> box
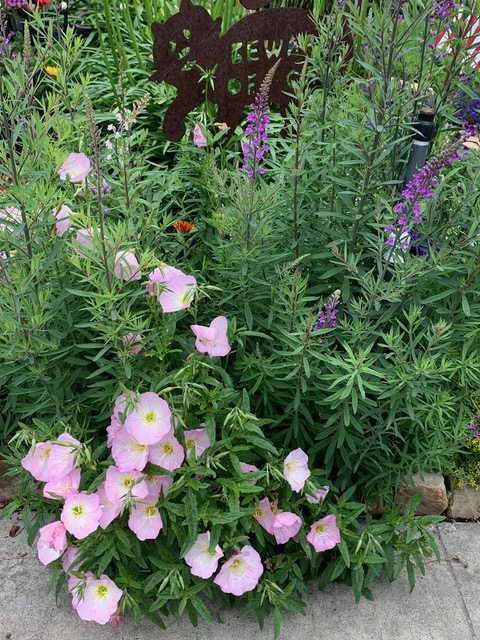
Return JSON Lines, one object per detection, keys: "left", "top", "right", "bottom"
{"left": 172, "top": 221, "right": 195, "bottom": 233}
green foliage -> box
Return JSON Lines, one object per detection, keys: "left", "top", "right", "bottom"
{"left": 1, "top": 0, "right": 479, "bottom": 632}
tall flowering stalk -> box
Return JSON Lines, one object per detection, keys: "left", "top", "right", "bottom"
{"left": 313, "top": 290, "right": 341, "bottom": 332}
{"left": 241, "top": 61, "right": 279, "bottom": 184}
{"left": 85, "top": 96, "right": 112, "bottom": 292}
{"left": 384, "top": 136, "right": 469, "bottom": 251}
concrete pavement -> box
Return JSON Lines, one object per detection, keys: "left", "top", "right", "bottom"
{"left": 0, "top": 514, "right": 478, "bottom": 640}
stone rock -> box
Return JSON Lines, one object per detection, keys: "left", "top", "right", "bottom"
{"left": 0, "top": 461, "right": 19, "bottom": 503}
{"left": 447, "top": 485, "right": 480, "bottom": 520}
{"left": 394, "top": 472, "right": 448, "bottom": 515}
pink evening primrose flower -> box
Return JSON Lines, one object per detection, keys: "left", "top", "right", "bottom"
{"left": 240, "top": 462, "right": 260, "bottom": 485}
{"left": 111, "top": 426, "right": 149, "bottom": 472}
{"left": 113, "top": 251, "right": 142, "bottom": 282}
{"left": 21, "top": 441, "right": 54, "bottom": 481}
{"left": 184, "top": 531, "right": 223, "bottom": 579}
{"left": 76, "top": 574, "right": 123, "bottom": 625}
{"left": 74, "top": 228, "right": 98, "bottom": 257}
{"left": 272, "top": 512, "right": 302, "bottom": 544}
{"left": 254, "top": 497, "right": 275, "bottom": 535}
{"left": 283, "top": 448, "right": 311, "bottom": 493}
{"left": 37, "top": 521, "right": 67, "bottom": 565}
{"left": 214, "top": 545, "right": 263, "bottom": 596}
{"left": 61, "top": 491, "right": 102, "bottom": 539}
{"left": 62, "top": 544, "right": 80, "bottom": 574}
{"left": 306, "top": 514, "right": 341, "bottom": 553}
{"left": 104, "top": 466, "right": 148, "bottom": 504}
{"left": 148, "top": 429, "right": 185, "bottom": 472}
{"left": 193, "top": 124, "right": 207, "bottom": 148}
{"left": 143, "top": 473, "right": 173, "bottom": 500}
{"left": 124, "top": 391, "right": 172, "bottom": 446}
{"left": 128, "top": 493, "right": 163, "bottom": 540}
{"left": 96, "top": 482, "right": 122, "bottom": 529}
{"left": 54, "top": 205, "right": 72, "bottom": 237}
{"left": 145, "top": 265, "right": 184, "bottom": 297}
{"left": 43, "top": 468, "right": 81, "bottom": 500}
{"left": 184, "top": 428, "right": 210, "bottom": 459}
{"left": 158, "top": 272, "right": 197, "bottom": 313}
{"left": 48, "top": 433, "right": 81, "bottom": 478}
{"left": 190, "top": 315, "right": 231, "bottom": 358}
{"left": 58, "top": 152, "right": 91, "bottom": 183}
{"left": 107, "top": 392, "right": 133, "bottom": 447}
{"left": 0, "top": 206, "right": 22, "bottom": 231}
{"left": 305, "top": 485, "right": 330, "bottom": 504}
{"left": 122, "top": 333, "right": 143, "bottom": 355}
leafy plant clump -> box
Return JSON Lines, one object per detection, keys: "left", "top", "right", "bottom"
{"left": 0, "top": 0, "right": 479, "bottom": 633}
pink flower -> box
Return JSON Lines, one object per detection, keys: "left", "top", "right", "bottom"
{"left": 306, "top": 514, "right": 341, "bottom": 552}
{"left": 240, "top": 463, "right": 259, "bottom": 474}
{"left": 61, "top": 491, "right": 102, "bottom": 539}
{"left": 48, "top": 433, "right": 81, "bottom": 478}
{"left": 107, "top": 392, "right": 133, "bottom": 447}
{"left": 21, "top": 441, "right": 53, "bottom": 481}
{"left": 76, "top": 574, "right": 123, "bottom": 625}
{"left": 104, "top": 466, "right": 148, "bottom": 504}
{"left": 143, "top": 473, "right": 173, "bottom": 500}
{"left": 96, "top": 482, "right": 122, "bottom": 529}
{"left": 254, "top": 497, "right": 275, "bottom": 535}
{"left": 43, "top": 469, "right": 81, "bottom": 500}
{"left": 146, "top": 265, "right": 184, "bottom": 297}
{"left": 272, "top": 512, "right": 302, "bottom": 544}
{"left": 240, "top": 462, "right": 259, "bottom": 485}
{"left": 0, "top": 206, "right": 21, "bottom": 231}
{"left": 113, "top": 251, "right": 142, "bottom": 282}
{"left": 111, "top": 426, "right": 149, "bottom": 472}
{"left": 58, "top": 152, "right": 91, "bottom": 183}
{"left": 184, "top": 428, "right": 210, "bottom": 459}
{"left": 122, "top": 333, "right": 143, "bottom": 355}
{"left": 109, "top": 610, "right": 125, "bottom": 627}
{"left": 190, "top": 316, "right": 231, "bottom": 358}
{"left": 158, "top": 273, "right": 197, "bottom": 313}
{"left": 184, "top": 531, "right": 223, "bottom": 579}
{"left": 128, "top": 494, "right": 163, "bottom": 540}
{"left": 214, "top": 545, "right": 263, "bottom": 596}
{"left": 193, "top": 124, "right": 207, "bottom": 148}
{"left": 148, "top": 429, "right": 185, "bottom": 471}
{"left": 124, "top": 391, "right": 172, "bottom": 446}
{"left": 283, "top": 448, "right": 310, "bottom": 493}
{"left": 37, "top": 521, "right": 67, "bottom": 565}
{"left": 54, "top": 205, "right": 72, "bottom": 237}
{"left": 305, "top": 485, "right": 330, "bottom": 504}
{"left": 74, "top": 228, "right": 97, "bottom": 256}
{"left": 62, "top": 545, "right": 80, "bottom": 574}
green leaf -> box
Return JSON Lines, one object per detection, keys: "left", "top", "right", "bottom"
{"left": 273, "top": 608, "right": 282, "bottom": 639}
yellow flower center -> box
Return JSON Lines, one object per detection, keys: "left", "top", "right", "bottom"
{"left": 41, "top": 447, "right": 51, "bottom": 461}
{"left": 201, "top": 544, "right": 218, "bottom": 557}
{"left": 94, "top": 584, "right": 109, "bottom": 600}
{"left": 72, "top": 505, "right": 85, "bottom": 517}
{"left": 122, "top": 478, "right": 133, "bottom": 489}
{"left": 231, "top": 558, "right": 246, "bottom": 575}
{"left": 144, "top": 505, "right": 156, "bottom": 517}
{"left": 315, "top": 524, "right": 324, "bottom": 534}
{"left": 255, "top": 508, "right": 263, "bottom": 517}
{"left": 133, "top": 442, "right": 146, "bottom": 453}
{"left": 286, "top": 461, "right": 297, "bottom": 473}
{"left": 144, "top": 411, "right": 157, "bottom": 424}
{"left": 162, "top": 443, "right": 174, "bottom": 455}
{"left": 186, "top": 439, "right": 195, "bottom": 449}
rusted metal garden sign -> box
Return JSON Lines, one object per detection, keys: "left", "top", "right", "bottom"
{"left": 150, "top": 0, "right": 319, "bottom": 141}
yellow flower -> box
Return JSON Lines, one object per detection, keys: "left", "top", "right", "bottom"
{"left": 44, "top": 66, "right": 58, "bottom": 78}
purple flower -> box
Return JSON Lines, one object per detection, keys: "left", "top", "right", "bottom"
{"left": 313, "top": 290, "right": 341, "bottom": 332}
{"left": 242, "top": 62, "right": 278, "bottom": 182}
{"left": 385, "top": 137, "right": 469, "bottom": 251}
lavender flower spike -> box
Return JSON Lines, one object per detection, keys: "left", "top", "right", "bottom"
{"left": 242, "top": 60, "right": 279, "bottom": 182}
